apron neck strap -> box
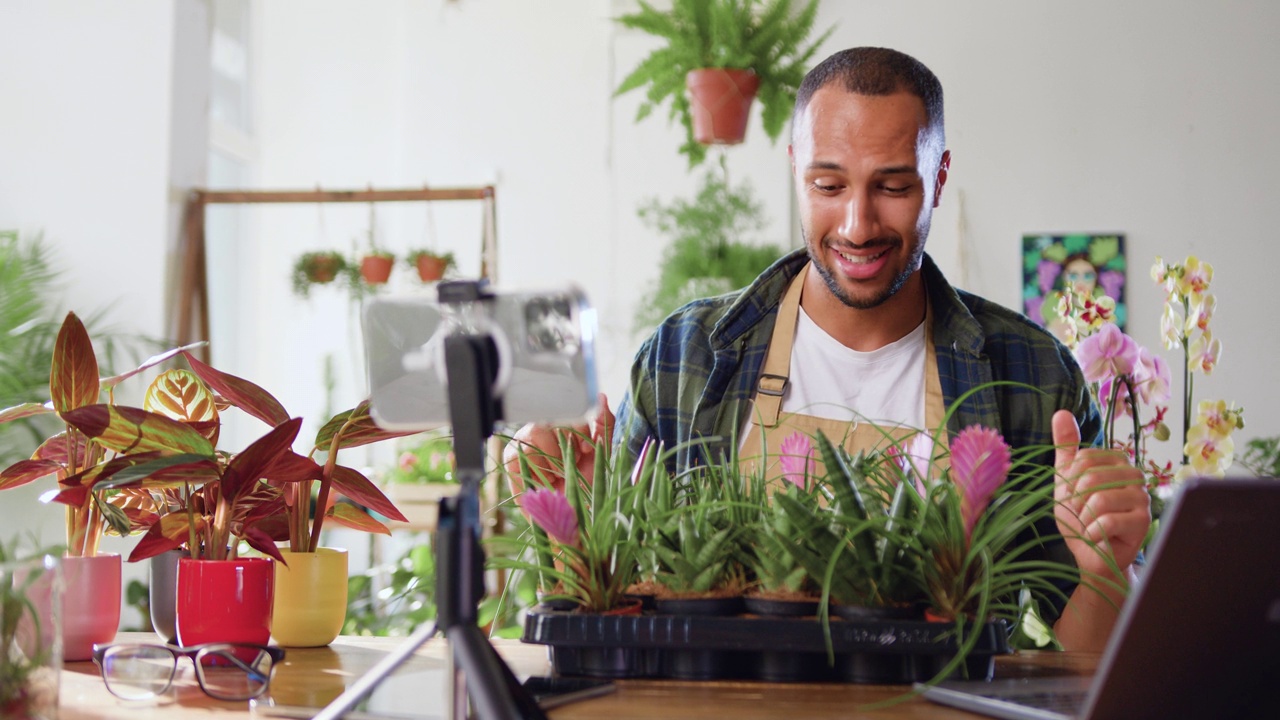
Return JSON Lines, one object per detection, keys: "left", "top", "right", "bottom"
{"left": 754, "top": 266, "right": 808, "bottom": 428}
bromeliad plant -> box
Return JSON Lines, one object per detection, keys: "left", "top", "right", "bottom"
{"left": 496, "top": 433, "right": 654, "bottom": 613}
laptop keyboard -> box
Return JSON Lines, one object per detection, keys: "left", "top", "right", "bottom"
{"left": 981, "top": 690, "right": 1087, "bottom": 714}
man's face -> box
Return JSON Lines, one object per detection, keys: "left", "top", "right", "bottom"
{"left": 790, "top": 88, "right": 949, "bottom": 310}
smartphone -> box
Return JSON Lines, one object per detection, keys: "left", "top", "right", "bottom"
{"left": 362, "top": 284, "right": 599, "bottom": 430}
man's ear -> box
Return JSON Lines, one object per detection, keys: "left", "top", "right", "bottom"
{"left": 933, "top": 150, "right": 951, "bottom": 208}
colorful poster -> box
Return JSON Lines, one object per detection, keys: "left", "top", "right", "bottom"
{"left": 1022, "top": 233, "right": 1126, "bottom": 340}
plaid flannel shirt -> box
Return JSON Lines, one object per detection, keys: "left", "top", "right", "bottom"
{"left": 614, "top": 250, "right": 1102, "bottom": 622}
{"left": 615, "top": 249, "right": 1101, "bottom": 466}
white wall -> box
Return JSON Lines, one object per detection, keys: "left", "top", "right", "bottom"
{"left": 3, "top": 0, "right": 1280, "bottom": 545}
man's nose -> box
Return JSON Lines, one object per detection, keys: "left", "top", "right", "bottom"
{"left": 836, "top": 191, "right": 881, "bottom": 245}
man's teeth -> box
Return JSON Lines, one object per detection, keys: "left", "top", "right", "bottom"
{"left": 837, "top": 248, "right": 886, "bottom": 265}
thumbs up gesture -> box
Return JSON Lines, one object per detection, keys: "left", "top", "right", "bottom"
{"left": 1052, "top": 409, "right": 1151, "bottom": 584}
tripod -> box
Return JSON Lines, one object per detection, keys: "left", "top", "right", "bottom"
{"left": 315, "top": 281, "right": 546, "bottom": 720}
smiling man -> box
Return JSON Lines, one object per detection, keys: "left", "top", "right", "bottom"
{"left": 509, "top": 47, "right": 1149, "bottom": 653}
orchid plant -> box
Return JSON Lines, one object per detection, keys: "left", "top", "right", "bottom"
{"left": 1055, "top": 254, "right": 1244, "bottom": 510}
{"left": 1150, "top": 256, "right": 1244, "bottom": 481}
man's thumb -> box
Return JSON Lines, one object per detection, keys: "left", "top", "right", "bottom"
{"left": 1052, "top": 409, "right": 1081, "bottom": 472}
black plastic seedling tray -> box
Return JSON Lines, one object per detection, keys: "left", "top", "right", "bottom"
{"left": 521, "top": 605, "right": 1010, "bottom": 684}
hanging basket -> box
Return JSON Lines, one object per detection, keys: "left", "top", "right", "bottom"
{"left": 360, "top": 255, "right": 394, "bottom": 284}
{"left": 685, "top": 68, "right": 761, "bottom": 146}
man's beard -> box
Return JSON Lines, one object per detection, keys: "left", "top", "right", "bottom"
{"left": 804, "top": 226, "right": 928, "bottom": 310}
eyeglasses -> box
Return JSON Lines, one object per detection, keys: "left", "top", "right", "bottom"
{"left": 93, "top": 643, "right": 286, "bottom": 701}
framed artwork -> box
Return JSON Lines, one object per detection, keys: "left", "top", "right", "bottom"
{"left": 1022, "top": 233, "right": 1126, "bottom": 339}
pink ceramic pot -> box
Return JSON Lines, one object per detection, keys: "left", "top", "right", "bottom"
{"left": 62, "top": 554, "right": 122, "bottom": 661}
{"left": 175, "top": 557, "right": 274, "bottom": 647}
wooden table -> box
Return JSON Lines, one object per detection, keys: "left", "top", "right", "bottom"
{"left": 59, "top": 633, "right": 1099, "bottom": 719}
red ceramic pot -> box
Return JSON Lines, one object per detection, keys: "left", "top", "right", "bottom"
{"left": 175, "top": 557, "right": 274, "bottom": 647}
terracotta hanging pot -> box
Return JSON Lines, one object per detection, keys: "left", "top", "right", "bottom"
{"left": 175, "top": 557, "right": 274, "bottom": 647}
{"left": 685, "top": 68, "right": 760, "bottom": 145}
{"left": 270, "top": 548, "right": 348, "bottom": 647}
{"left": 360, "top": 255, "right": 394, "bottom": 284}
{"left": 415, "top": 255, "right": 449, "bottom": 282}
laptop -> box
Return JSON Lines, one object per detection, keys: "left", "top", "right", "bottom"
{"left": 918, "top": 477, "right": 1280, "bottom": 720}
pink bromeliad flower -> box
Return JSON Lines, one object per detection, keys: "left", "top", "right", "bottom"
{"left": 950, "top": 426, "right": 1012, "bottom": 542}
{"left": 888, "top": 433, "right": 935, "bottom": 496}
{"left": 1075, "top": 322, "right": 1141, "bottom": 384}
{"left": 779, "top": 431, "right": 817, "bottom": 488}
{"left": 522, "top": 488, "right": 580, "bottom": 546}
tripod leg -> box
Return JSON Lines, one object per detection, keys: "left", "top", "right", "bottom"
{"left": 451, "top": 623, "right": 548, "bottom": 720}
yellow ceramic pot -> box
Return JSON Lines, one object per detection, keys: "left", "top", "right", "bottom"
{"left": 271, "top": 547, "right": 348, "bottom": 647}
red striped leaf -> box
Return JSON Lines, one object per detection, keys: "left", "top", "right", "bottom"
{"left": 63, "top": 404, "right": 214, "bottom": 456}
{"left": 127, "top": 514, "right": 199, "bottom": 562}
{"left": 33, "top": 432, "right": 87, "bottom": 467}
{"left": 0, "top": 459, "right": 63, "bottom": 490}
{"left": 330, "top": 464, "right": 407, "bottom": 522}
{"left": 263, "top": 451, "right": 323, "bottom": 485}
{"left": 222, "top": 418, "right": 302, "bottom": 502}
{"left": 50, "top": 312, "right": 100, "bottom": 413}
{"left": 315, "top": 401, "right": 418, "bottom": 451}
{"left": 240, "top": 525, "right": 286, "bottom": 564}
{"left": 181, "top": 351, "right": 289, "bottom": 427}
{"left": 39, "top": 484, "right": 87, "bottom": 507}
{"left": 0, "top": 402, "right": 54, "bottom": 425}
{"left": 325, "top": 502, "right": 391, "bottom": 535}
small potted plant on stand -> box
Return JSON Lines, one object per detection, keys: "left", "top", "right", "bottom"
{"left": 292, "top": 251, "right": 348, "bottom": 298}
{"left": 614, "top": 0, "right": 834, "bottom": 167}
{"left": 406, "top": 249, "right": 455, "bottom": 283}
{"left": 1, "top": 541, "right": 61, "bottom": 720}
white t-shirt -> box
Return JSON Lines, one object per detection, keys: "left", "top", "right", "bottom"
{"left": 778, "top": 307, "right": 927, "bottom": 428}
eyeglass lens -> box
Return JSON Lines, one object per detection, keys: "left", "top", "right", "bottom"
{"left": 195, "top": 645, "right": 277, "bottom": 700}
{"left": 98, "top": 645, "right": 178, "bottom": 700}
{"left": 98, "top": 644, "right": 278, "bottom": 701}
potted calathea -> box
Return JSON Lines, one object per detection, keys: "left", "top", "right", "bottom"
{"left": 0, "top": 313, "right": 171, "bottom": 660}
{"left": 614, "top": 0, "right": 834, "bottom": 167}
{"left": 114, "top": 353, "right": 416, "bottom": 648}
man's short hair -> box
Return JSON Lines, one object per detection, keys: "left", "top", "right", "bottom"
{"left": 792, "top": 47, "right": 945, "bottom": 146}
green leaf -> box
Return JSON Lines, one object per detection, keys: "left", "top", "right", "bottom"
{"left": 62, "top": 404, "right": 214, "bottom": 456}
{"left": 50, "top": 312, "right": 99, "bottom": 413}
{"left": 314, "top": 401, "right": 417, "bottom": 451}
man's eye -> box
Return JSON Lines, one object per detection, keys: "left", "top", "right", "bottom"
{"left": 810, "top": 181, "right": 842, "bottom": 193}
{"left": 882, "top": 185, "right": 910, "bottom": 194}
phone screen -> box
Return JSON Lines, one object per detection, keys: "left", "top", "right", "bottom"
{"left": 362, "top": 285, "right": 598, "bottom": 429}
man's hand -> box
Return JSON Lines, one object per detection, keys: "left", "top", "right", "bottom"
{"left": 1052, "top": 409, "right": 1151, "bottom": 583}
{"left": 502, "top": 393, "right": 614, "bottom": 496}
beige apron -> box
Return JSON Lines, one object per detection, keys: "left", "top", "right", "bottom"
{"left": 739, "top": 265, "right": 947, "bottom": 484}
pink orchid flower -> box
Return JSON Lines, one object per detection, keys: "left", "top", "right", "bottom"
{"left": 522, "top": 488, "right": 580, "bottom": 546}
{"left": 950, "top": 425, "right": 1012, "bottom": 542}
{"left": 1075, "top": 323, "right": 1141, "bottom": 384}
{"left": 779, "top": 431, "right": 817, "bottom": 488}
